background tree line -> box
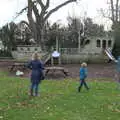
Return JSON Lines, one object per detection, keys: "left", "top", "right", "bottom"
{"left": 101, "top": 0, "right": 120, "bottom": 58}
{"left": 0, "top": 16, "right": 106, "bottom": 56}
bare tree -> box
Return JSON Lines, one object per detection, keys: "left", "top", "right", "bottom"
{"left": 100, "top": 0, "right": 120, "bottom": 58}
{"left": 101, "top": 0, "right": 120, "bottom": 26}
{"left": 18, "top": 0, "right": 77, "bottom": 49}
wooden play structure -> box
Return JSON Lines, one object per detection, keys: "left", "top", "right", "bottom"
{"left": 43, "top": 50, "right": 69, "bottom": 77}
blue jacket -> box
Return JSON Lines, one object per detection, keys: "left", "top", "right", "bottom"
{"left": 27, "top": 60, "right": 44, "bottom": 84}
{"left": 79, "top": 67, "right": 87, "bottom": 80}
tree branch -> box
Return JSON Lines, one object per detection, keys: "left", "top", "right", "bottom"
{"left": 110, "top": 0, "right": 115, "bottom": 22}
{"left": 32, "top": 2, "right": 40, "bottom": 18}
{"left": 115, "top": 0, "right": 119, "bottom": 21}
{"left": 44, "top": 0, "right": 77, "bottom": 20}
{"left": 45, "top": 0, "right": 50, "bottom": 9}
{"left": 37, "top": 0, "right": 45, "bottom": 9}
{"left": 16, "top": 1, "right": 37, "bottom": 19}
{"left": 20, "top": 20, "right": 30, "bottom": 28}
{"left": 27, "top": 0, "right": 33, "bottom": 22}
{"left": 100, "top": 8, "right": 113, "bottom": 21}
{"left": 27, "top": 0, "right": 37, "bottom": 41}
{"left": 15, "top": 7, "right": 28, "bottom": 19}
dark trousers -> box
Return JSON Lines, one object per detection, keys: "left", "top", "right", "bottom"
{"left": 30, "top": 83, "right": 39, "bottom": 96}
{"left": 78, "top": 79, "right": 89, "bottom": 92}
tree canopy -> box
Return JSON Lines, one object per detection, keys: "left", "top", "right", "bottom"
{"left": 17, "top": 0, "right": 77, "bottom": 49}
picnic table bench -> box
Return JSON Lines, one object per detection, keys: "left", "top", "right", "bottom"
{"left": 44, "top": 66, "right": 69, "bottom": 76}
{"left": 9, "top": 62, "right": 26, "bottom": 72}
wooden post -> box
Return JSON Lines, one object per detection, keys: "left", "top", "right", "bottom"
{"left": 78, "top": 31, "right": 81, "bottom": 53}
{"left": 58, "top": 56, "right": 61, "bottom": 65}
{"left": 56, "top": 36, "right": 59, "bottom": 51}
{"left": 51, "top": 56, "right": 54, "bottom": 66}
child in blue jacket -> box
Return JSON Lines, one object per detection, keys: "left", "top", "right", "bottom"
{"left": 78, "top": 62, "right": 89, "bottom": 92}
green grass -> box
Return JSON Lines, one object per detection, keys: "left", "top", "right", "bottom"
{"left": 0, "top": 75, "right": 120, "bottom": 120}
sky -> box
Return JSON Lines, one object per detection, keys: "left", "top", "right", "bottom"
{"left": 0, "top": 0, "right": 112, "bottom": 30}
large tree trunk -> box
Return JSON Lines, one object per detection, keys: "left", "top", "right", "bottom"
{"left": 27, "top": 0, "right": 77, "bottom": 49}
{"left": 27, "top": 0, "right": 37, "bottom": 42}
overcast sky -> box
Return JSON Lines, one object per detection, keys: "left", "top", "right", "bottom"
{"left": 0, "top": 0, "right": 112, "bottom": 30}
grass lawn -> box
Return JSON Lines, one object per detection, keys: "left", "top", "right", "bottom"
{"left": 0, "top": 71, "right": 120, "bottom": 120}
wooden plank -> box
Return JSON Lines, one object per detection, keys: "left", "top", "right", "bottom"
{"left": 9, "top": 62, "right": 26, "bottom": 72}
{"left": 45, "top": 67, "right": 64, "bottom": 70}
{"left": 45, "top": 66, "right": 69, "bottom": 76}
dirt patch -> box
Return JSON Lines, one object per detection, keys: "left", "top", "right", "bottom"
{"left": 0, "top": 60, "right": 116, "bottom": 81}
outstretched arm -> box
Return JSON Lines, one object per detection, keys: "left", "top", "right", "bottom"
{"left": 26, "top": 61, "right": 32, "bottom": 69}
{"left": 41, "top": 62, "right": 44, "bottom": 70}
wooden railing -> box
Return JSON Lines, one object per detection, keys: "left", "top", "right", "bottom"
{"left": 59, "top": 48, "right": 103, "bottom": 55}
{"left": 59, "top": 48, "right": 80, "bottom": 54}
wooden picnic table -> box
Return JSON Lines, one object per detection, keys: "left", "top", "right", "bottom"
{"left": 44, "top": 66, "right": 69, "bottom": 76}
{"left": 9, "top": 62, "right": 26, "bottom": 72}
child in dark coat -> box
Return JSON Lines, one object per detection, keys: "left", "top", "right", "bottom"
{"left": 78, "top": 62, "right": 89, "bottom": 92}
{"left": 27, "top": 52, "right": 44, "bottom": 96}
